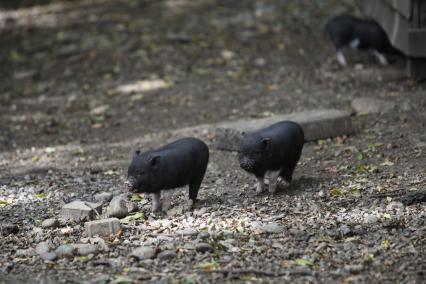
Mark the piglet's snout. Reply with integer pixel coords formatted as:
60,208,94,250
125,178,136,191
239,156,255,171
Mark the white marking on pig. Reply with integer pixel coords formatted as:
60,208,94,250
349,38,360,49
336,50,347,66
268,170,281,193
256,177,265,194
373,50,388,65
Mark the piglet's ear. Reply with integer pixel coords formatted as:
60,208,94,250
133,150,141,158
261,138,271,148
150,155,160,168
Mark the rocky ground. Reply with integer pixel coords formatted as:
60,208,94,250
0,0,425,283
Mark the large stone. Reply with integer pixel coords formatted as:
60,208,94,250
55,244,75,258
195,243,214,253
157,250,177,260
129,246,156,260
39,252,57,261
15,248,36,257
251,222,285,234
85,218,120,237
107,195,136,218
94,192,113,203
401,189,426,205
61,200,102,222
175,229,198,236
41,218,59,229
215,109,354,151
35,241,51,255
70,244,99,255
0,223,19,236
351,97,396,115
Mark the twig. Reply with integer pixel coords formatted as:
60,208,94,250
370,191,405,198
208,268,313,277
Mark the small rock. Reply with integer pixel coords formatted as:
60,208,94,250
127,202,138,213
91,275,110,283
13,70,37,81
0,223,19,236
252,222,284,234
175,229,198,236
401,189,426,205
85,218,121,237
339,224,352,236
157,250,177,260
58,44,80,56
61,200,102,222
254,57,266,66
90,105,109,116
90,237,109,252
195,243,213,253
15,248,36,257
166,206,184,217
94,192,113,203
386,201,404,211
35,242,50,255
364,214,379,224
39,252,57,261
221,49,236,60
194,207,208,216
129,246,155,260
197,232,210,240
71,244,98,256
351,97,395,115
108,196,130,218
344,264,364,274
55,244,75,258
41,218,59,229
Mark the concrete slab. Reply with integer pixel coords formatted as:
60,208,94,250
215,109,354,151
61,200,102,222
351,97,396,114
85,218,120,237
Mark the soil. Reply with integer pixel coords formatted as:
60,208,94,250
0,0,425,283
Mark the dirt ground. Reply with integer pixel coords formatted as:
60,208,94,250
0,0,425,283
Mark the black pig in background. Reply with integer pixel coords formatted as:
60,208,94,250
326,14,401,66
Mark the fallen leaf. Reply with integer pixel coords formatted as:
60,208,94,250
295,258,314,266
380,160,394,166
121,212,145,224
130,194,144,202
330,188,343,197
35,193,47,199
381,239,391,250
195,259,219,272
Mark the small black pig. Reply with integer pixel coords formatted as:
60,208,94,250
239,121,304,194
325,15,399,66
126,137,209,212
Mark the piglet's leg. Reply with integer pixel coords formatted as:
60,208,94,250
161,190,173,211
268,170,281,193
256,176,265,194
151,192,162,212
336,50,347,66
373,50,388,65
